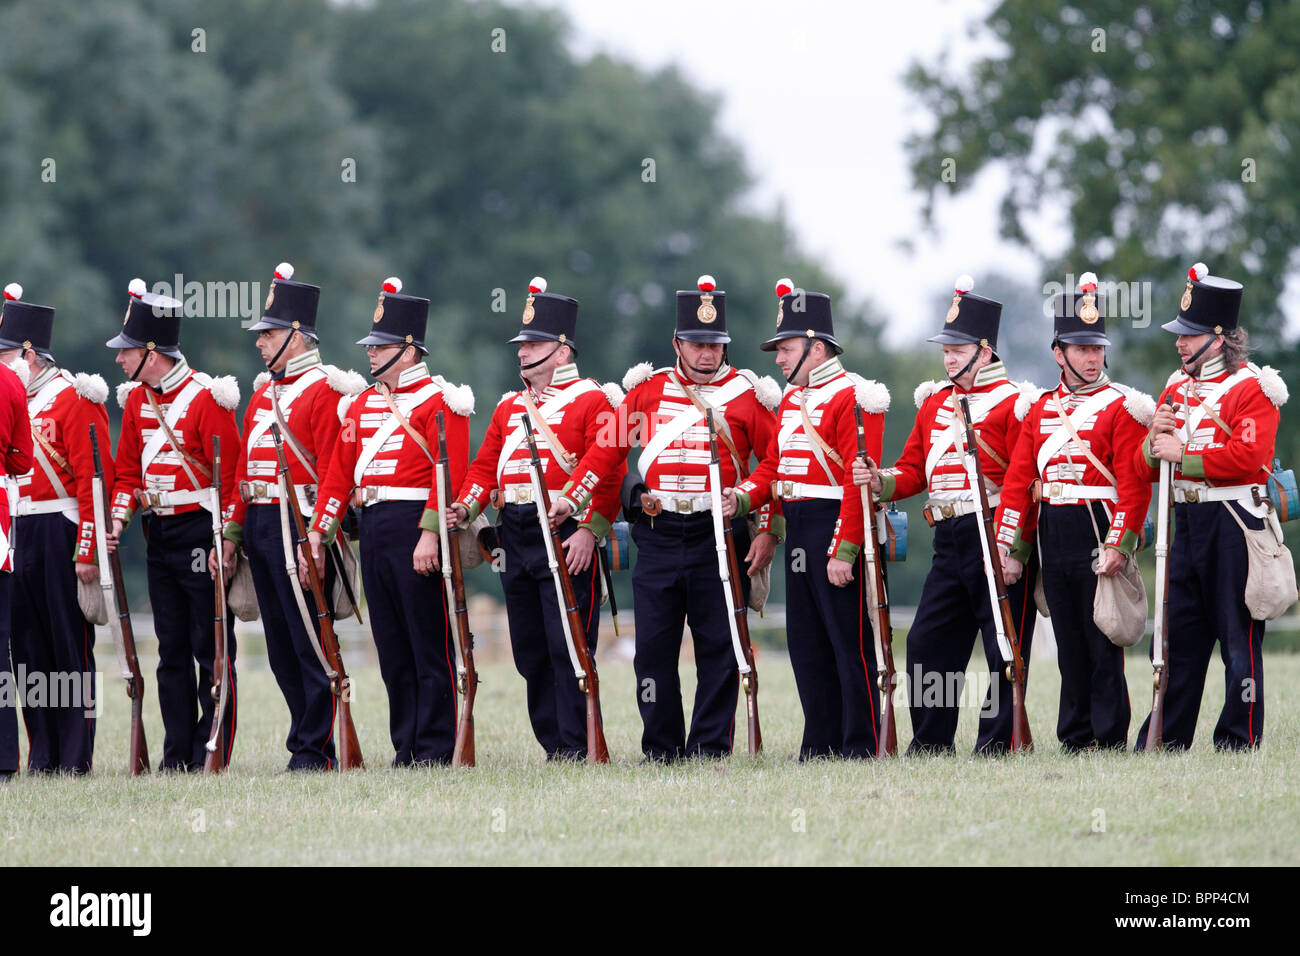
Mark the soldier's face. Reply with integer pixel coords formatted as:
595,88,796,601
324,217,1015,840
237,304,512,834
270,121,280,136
674,339,724,373
1057,344,1106,382
256,329,293,368
1176,333,1221,368
517,340,560,370
774,339,808,383
941,344,979,378
115,348,145,375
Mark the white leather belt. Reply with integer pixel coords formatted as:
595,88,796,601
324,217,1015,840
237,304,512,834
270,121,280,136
352,485,428,507
1173,481,1266,506
648,490,713,514
1041,483,1118,504
501,484,540,506
139,488,211,509
923,494,1000,523
773,480,844,502
240,480,317,505
15,496,78,517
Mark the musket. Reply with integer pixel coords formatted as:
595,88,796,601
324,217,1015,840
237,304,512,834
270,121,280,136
522,412,610,763
957,395,1032,752
854,406,897,758
203,435,231,773
89,424,150,775
596,543,619,637
1146,395,1175,751
436,411,479,768
704,410,761,755
270,423,364,769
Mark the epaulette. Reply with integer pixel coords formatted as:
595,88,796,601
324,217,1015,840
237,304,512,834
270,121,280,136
1251,363,1289,407
848,373,890,414
325,365,368,397
913,379,949,409
117,380,141,409
435,377,475,417
73,372,109,404
1014,380,1046,421
736,368,781,411
6,357,30,389
1110,383,1156,426
601,381,625,408
201,374,241,411
622,362,663,392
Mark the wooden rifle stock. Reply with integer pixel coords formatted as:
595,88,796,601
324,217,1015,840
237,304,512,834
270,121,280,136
89,424,150,775
204,435,230,773
854,406,897,758
522,413,609,763
957,396,1032,753
704,411,761,755
1146,395,1175,751
270,424,363,770
436,411,479,768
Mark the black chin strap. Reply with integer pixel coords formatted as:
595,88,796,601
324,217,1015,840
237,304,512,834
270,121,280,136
948,344,984,388
1055,341,1092,393
784,338,815,385
372,345,408,380
1182,335,1220,376
130,350,149,384
520,342,563,372
266,330,298,380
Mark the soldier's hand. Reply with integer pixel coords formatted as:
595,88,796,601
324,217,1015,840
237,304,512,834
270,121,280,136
827,557,854,588
106,518,123,554
1151,403,1178,435
413,529,440,576
562,527,596,574
1150,432,1184,462
745,531,777,573
300,531,326,587
75,562,99,584
209,540,237,579
548,497,575,528
445,502,468,530
1095,547,1125,577
851,457,883,494
1001,546,1024,586
721,488,738,518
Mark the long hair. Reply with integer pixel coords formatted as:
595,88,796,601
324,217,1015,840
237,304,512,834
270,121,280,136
1220,328,1252,370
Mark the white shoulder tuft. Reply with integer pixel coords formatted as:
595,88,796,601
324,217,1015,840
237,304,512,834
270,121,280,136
207,375,241,411
1014,380,1044,421
324,365,368,397
74,372,109,404
601,381,625,409
253,371,270,391
850,375,890,414
622,361,657,393
498,390,518,408
6,357,30,389
913,379,947,409
1166,368,1188,388
1253,363,1289,407
1119,386,1156,426
337,387,369,423
442,381,475,417
117,380,141,409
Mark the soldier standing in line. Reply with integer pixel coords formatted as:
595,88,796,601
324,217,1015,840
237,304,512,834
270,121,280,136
0,343,34,780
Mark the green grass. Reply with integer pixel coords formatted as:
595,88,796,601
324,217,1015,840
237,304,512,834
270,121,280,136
1,652,1296,865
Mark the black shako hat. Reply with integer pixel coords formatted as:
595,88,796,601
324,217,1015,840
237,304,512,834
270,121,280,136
675,275,729,343
507,277,578,352
105,278,184,358
0,283,56,360
760,278,841,354
247,261,321,338
1162,261,1243,336
927,274,1002,350
356,277,429,353
1053,271,1111,346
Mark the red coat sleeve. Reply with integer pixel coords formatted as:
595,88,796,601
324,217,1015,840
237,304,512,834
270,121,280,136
562,386,641,512
415,394,469,534
110,393,144,524
1,368,31,476
879,402,931,503
827,391,883,561
994,397,1045,560
311,395,363,540
577,391,626,538
1180,380,1280,483
457,399,509,519
66,396,113,564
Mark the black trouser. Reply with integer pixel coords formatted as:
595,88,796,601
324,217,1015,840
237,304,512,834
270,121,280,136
245,503,336,770
782,499,880,759
498,504,601,760
358,501,457,765
1037,503,1130,751
905,512,1037,755
144,510,238,771
9,514,96,773
630,510,751,761
0,571,19,775
1136,501,1266,751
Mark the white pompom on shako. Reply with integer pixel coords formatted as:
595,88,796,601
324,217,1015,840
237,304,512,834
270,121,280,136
128,278,147,298
1189,261,1209,282
774,278,794,298
275,262,294,280
382,277,402,295
698,275,716,292
3,283,22,301
955,274,975,294
529,277,547,294
1078,271,1098,292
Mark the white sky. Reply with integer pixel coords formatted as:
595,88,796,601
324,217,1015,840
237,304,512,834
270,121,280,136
540,0,1061,346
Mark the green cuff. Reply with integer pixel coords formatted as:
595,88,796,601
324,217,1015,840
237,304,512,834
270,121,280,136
1007,530,1032,565
878,472,897,502
1142,436,1159,468
1180,452,1205,479
734,492,752,518
767,514,786,542
580,511,612,541
1110,528,1139,558
419,507,441,534
559,480,591,513
462,498,484,523
833,540,861,563
223,521,243,547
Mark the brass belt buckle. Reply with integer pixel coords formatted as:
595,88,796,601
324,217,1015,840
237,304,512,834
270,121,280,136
363,486,380,504
254,481,269,499
781,481,794,498
512,486,530,504
1048,482,1063,500
676,497,693,513
1185,487,1200,503
940,503,955,519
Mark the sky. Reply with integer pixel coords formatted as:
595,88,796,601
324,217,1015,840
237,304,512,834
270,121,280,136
537,0,1064,347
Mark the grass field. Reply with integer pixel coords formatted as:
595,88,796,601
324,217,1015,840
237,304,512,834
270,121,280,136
2,651,1296,866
